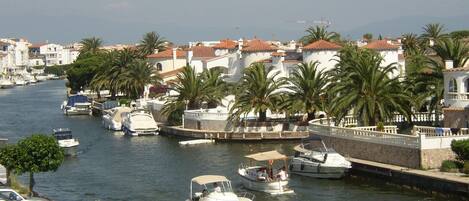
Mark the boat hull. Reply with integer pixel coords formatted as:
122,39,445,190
0,84,14,89
238,169,292,194
122,125,158,136
63,108,91,115
289,157,349,179
102,119,122,131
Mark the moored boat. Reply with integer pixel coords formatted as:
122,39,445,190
61,95,92,115
179,139,215,146
0,79,15,89
53,128,79,157
122,110,158,136
188,175,255,201
238,150,294,195
290,135,352,179
102,106,132,131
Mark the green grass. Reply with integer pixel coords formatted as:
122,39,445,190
9,174,29,196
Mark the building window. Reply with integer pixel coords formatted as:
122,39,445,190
156,63,163,71
59,60,62,65
449,78,458,93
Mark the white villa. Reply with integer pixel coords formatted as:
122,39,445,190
362,40,405,78
0,38,30,73
442,60,469,128
39,43,80,66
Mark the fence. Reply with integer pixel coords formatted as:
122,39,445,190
338,112,443,127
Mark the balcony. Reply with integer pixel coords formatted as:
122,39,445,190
447,92,469,100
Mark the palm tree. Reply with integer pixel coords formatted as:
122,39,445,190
331,47,411,126
420,23,447,46
300,26,340,44
287,61,328,122
432,38,469,67
162,66,204,117
138,31,167,56
79,37,103,55
200,68,227,108
119,60,161,99
401,33,421,55
229,63,286,122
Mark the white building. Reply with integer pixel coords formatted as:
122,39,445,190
147,48,188,82
0,38,30,73
363,40,403,78
302,40,341,72
39,43,80,66
442,60,469,128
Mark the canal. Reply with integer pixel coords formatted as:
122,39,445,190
0,80,450,201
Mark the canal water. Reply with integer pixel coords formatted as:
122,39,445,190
0,80,449,201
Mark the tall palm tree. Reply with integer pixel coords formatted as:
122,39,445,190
331,48,411,126
200,68,227,108
432,38,469,67
229,63,286,122
420,23,447,46
300,26,340,44
79,37,103,55
401,33,421,55
287,61,328,122
119,60,161,99
138,31,167,56
161,66,204,117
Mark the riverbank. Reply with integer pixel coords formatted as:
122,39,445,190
350,158,469,200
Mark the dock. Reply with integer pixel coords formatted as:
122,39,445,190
350,158,469,200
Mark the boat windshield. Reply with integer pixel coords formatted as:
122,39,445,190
302,140,328,152
66,95,88,107
54,134,73,140
0,190,24,201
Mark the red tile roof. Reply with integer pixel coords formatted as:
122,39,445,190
147,49,186,59
213,39,237,49
242,39,277,52
30,43,47,48
363,40,399,50
191,46,216,58
303,40,341,51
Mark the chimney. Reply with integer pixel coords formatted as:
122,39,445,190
445,60,454,69
238,38,243,50
172,48,177,69
187,49,193,65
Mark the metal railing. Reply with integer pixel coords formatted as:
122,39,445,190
447,92,469,100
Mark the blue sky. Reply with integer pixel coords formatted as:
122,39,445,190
1,0,468,44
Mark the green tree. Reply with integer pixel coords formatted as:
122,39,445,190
66,54,104,93
432,38,469,67
300,26,340,44
200,68,228,108
450,30,469,40
0,145,20,186
229,63,286,122
363,33,373,41
138,31,167,56
79,37,103,55
401,33,422,55
287,61,328,122
119,60,161,99
331,46,411,126
421,23,447,45
16,134,64,196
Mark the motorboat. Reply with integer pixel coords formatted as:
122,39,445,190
35,74,48,82
122,110,158,136
61,95,92,115
179,139,215,146
0,188,44,201
102,107,132,131
188,175,255,201
47,74,60,80
14,77,27,86
53,128,79,157
0,79,14,89
290,135,352,179
238,150,294,195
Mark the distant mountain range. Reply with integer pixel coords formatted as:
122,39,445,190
340,15,469,39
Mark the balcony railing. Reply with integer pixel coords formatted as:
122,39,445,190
447,92,469,100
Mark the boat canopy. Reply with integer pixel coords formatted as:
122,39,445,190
67,95,88,107
245,150,287,161
111,107,132,122
191,175,229,185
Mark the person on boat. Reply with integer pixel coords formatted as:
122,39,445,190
213,183,221,193
257,168,269,181
277,167,288,181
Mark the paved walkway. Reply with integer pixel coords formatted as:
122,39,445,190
350,158,469,184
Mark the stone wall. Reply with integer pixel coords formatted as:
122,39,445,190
319,135,421,168
420,148,456,169
184,119,228,130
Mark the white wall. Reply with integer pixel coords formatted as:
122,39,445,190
303,50,338,72
379,50,400,78
148,58,187,73
242,51,272,68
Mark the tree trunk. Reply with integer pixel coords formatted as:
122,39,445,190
259,110,267,122
6,168,10,186
29,172,35,197
307,111,316,121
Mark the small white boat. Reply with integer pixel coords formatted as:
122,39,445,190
188,175,255,201
61,95,92,115
290,135,352,179
102,107,132,131
14,78,27,86
0,79,15,89
53,128,79,157
122,110,158,136
238,150,294,195
36,74,48,82
179,139,215,146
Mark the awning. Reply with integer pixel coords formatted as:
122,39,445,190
191,175,229,185
244,150,287,161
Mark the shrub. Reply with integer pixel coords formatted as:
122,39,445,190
451,139,469,161
440,160,459,173
463,161,469,175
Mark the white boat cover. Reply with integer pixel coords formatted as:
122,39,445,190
191,175,229,185
244,150,287,161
